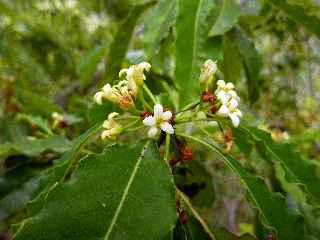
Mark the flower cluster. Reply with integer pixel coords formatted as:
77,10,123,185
215,80,242,127
94,62,151,110
142,104,174,138
101,112,123,140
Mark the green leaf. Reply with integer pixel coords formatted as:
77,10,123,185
104,1,157,85
267,0,320,38
77,46,108,87
25,122,102,217
17,113,52,134
209,0,241,37
175,0,223,108
144,0,177,59
222,35,242,83
240,126,320,203
12,141,177,240
179,134,306,240
229,29,261,103
217,154,305,240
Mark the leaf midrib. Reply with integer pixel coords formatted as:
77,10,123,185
104,141,150,240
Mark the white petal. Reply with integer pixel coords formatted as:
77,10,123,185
94,91,104,105
108,112,119,120
217,105,230,116
234,109,242,117
228,90,238,98
225,82,234,89
148,127,158,138
102,84,112,94
102,120,112,129
217,80,225,88
143,116,155,126
229,113,240,127
101,130,110,140
139,62,151,71
119,69,127,78
162,111,172,121
228,98,238,109
160,122,174,134
217,90,230,105
153,103,163,117
118,80,128,87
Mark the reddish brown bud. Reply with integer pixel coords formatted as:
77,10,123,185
140,110,151,119
201,91,216,103
31,123,38,129
181,145,193,161
266,234,274,240
224,130,233,142
176,199,181,211
169,156,179,167
179,210,188,224
58,120,68,128
210,105,218,114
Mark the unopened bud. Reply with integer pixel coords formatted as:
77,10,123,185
199,59,217,84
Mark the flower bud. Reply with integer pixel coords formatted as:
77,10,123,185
101,112,123,140
199,59,217,85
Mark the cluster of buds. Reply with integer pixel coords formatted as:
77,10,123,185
94,62,151,110
215,80,242,127
119,62,151,96
169,144,193,167
101,112,123,140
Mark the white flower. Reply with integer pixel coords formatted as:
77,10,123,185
143,104,174,138
199,59,217,84
215,80,240,105
119,62,151,95
101,112,123,140
217,98,242,127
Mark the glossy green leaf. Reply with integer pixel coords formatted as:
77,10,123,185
77,46,108,87
104,1,157,85
209,0,241,37
144,0,177,59
12,141,176,240
180,134,305,240
25,122,102,217
267,0,320,38
218,154,305,240
175,0,223,108
240,125,320,203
